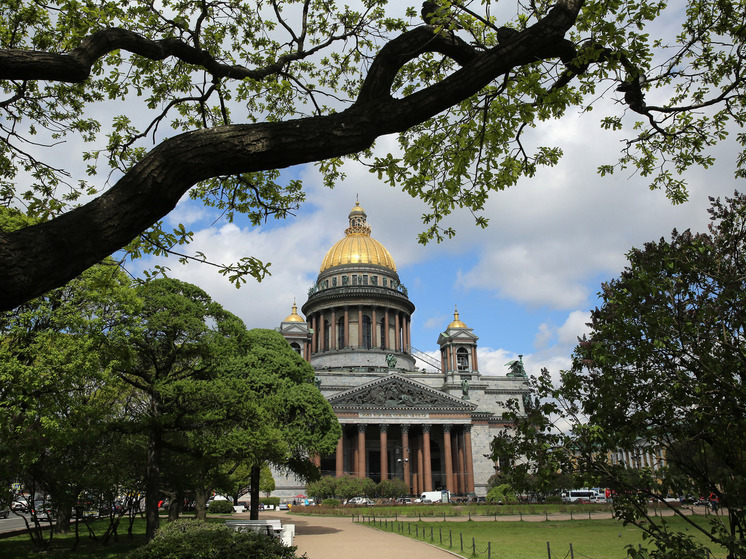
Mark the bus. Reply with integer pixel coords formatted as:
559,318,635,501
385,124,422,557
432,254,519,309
561,489,598,503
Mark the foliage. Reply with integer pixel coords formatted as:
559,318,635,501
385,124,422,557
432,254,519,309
125,520,298,559
105,277,249,539
207,500,234,514
3,0,746,308
260,497,280,507
321,498,341,507
0,215,136,547
259,465,276,497
376,478,410,499
486,484,518,504
493,192,746,559
306,476,338,502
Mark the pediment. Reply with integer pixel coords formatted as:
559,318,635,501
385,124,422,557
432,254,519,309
437,329,478,345
328,373,477,412
280,323,309,334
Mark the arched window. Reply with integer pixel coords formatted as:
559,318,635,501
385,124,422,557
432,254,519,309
457,347,469,371
337,316,345,349
324,320,330,351
290,342,302,355
362,315,372,349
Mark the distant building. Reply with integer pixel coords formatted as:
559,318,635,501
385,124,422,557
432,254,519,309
275,202,530,497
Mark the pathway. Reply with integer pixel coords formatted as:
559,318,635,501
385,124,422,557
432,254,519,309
261,511,463,559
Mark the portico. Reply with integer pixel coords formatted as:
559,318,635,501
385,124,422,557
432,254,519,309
321,374,477,495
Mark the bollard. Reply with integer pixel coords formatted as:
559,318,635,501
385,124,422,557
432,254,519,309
547,542,551,559
439,526,442,544
460,532,463,552
449,529,452,548
488,541,491,559
472,537,476,555
570,542,574,559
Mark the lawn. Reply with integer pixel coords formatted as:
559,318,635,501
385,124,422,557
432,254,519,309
0,518,148,558
362,515,727,559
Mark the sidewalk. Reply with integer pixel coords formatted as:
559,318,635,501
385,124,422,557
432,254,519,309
262,511,463,559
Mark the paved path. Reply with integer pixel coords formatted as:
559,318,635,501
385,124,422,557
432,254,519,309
261,511,463,559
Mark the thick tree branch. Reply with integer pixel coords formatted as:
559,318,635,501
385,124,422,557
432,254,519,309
0,25,354,83
0,0,583,310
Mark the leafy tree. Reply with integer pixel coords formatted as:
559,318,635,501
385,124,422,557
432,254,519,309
0,212,135,549
376,478,410,499
335,476,365,502
216,329,340,519
306,476,338,503
3,0,746,309
486,484,517,504
260,464,276,498
495,192,746,559
105,277,249,540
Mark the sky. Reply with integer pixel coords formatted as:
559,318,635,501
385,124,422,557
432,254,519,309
129,98,742,381
60,1,738,382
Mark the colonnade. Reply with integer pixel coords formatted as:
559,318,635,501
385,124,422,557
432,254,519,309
329,423,476,496
440,344,479,373
307,307,411,355
611,447,666,470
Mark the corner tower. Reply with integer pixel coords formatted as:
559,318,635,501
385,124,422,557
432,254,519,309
301,202,416,370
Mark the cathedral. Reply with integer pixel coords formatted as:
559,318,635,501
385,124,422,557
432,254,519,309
275,202,529,498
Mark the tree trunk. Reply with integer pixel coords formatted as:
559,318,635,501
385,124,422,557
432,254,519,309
249,465,261,520
54,505,72,534
194,488,210,521
145,429,162,541
168,488,184,521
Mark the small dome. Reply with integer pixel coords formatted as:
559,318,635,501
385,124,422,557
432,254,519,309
448,307,467,329
284,302,304,322
319,202,397,272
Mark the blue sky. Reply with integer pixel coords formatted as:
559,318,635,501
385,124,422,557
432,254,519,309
131,106,742,381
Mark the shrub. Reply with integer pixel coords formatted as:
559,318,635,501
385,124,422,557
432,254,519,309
260,497,280,507
208,499,234,514
486,484,518,504
321,498,341,507
126,520,298,559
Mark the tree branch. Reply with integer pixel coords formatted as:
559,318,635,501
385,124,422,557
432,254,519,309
0,0,584,310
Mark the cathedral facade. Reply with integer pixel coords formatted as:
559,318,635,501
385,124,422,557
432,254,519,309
276,202,529,497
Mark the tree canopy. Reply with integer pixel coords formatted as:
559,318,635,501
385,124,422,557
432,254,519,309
1,0,745,309
495,192,746,559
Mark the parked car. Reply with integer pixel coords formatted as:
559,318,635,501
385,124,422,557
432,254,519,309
346,497,374,506
11,500,27,512
279,503,290,510
0,506,10,519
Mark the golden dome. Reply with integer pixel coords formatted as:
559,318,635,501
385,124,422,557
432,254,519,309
319,202,397,273
284,302,304,322
448,306,467,329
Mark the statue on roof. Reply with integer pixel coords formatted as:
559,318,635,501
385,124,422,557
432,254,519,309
506,355,528,378
386,353,397,369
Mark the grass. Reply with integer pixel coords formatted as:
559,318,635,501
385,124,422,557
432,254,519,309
362,515,727,559
0,516,231,558
0,518,148,558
